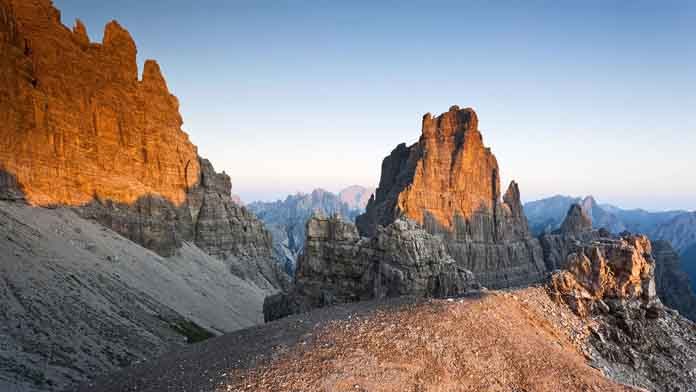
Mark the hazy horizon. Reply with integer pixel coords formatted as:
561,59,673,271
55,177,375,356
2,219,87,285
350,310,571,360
54,0,696,211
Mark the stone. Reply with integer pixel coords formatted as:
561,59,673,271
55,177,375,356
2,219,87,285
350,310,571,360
264,214,480,320
651,240,696,321
548,233,659,317
356,106,546,288
0,0,289,289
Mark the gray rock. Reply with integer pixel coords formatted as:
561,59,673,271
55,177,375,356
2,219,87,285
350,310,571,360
652,240,696,321
264,215,479,320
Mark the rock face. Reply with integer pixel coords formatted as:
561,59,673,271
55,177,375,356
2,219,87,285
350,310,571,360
356,106,546,288
542,206,696,322
652,240,696,321
0,0,288,289
0,0,199,208
263,215,479,321
548,233,659,317
248,189,363,274
544,228,696,392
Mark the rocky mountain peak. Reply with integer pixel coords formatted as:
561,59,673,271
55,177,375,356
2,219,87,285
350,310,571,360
560,204,593,235
355,106,546,289
357,106,502,237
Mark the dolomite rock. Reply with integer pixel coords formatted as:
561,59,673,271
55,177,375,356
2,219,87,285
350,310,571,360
548,234,659,317
545,230,696,392
264,214,479,321
0,0,199,208
540,204,601,271
0,0,289,290
356,106,546,288
652,240,696,321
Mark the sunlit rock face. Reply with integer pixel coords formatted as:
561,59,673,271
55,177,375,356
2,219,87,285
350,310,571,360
357,106,546,288
0,0,289,290
0,0,199,207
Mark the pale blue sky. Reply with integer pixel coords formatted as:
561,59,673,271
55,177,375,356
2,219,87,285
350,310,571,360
54,1,696,210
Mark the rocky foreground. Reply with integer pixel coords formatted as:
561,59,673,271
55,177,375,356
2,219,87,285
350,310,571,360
81,286,696,392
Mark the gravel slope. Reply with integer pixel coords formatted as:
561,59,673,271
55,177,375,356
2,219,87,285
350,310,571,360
0,201,269,391
81,290,640,392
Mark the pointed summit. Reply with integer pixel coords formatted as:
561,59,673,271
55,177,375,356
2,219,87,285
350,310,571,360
560,204,593,235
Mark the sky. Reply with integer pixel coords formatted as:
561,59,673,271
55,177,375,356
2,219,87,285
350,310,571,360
54,0,696,210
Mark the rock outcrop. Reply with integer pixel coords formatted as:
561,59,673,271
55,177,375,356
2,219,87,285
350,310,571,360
652,240,696,321
0,0,288,289
548,233,659,317
356,106,546,288
264,214,479,321
545,228,696,391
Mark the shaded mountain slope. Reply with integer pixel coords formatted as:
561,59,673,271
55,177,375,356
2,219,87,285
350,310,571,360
652,212,696,254
0,201,272,391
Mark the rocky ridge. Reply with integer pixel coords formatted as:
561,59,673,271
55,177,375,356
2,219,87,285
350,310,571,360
264,214,479,321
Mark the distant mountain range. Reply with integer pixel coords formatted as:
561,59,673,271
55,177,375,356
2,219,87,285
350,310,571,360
524,195,687,238
248,186,374,273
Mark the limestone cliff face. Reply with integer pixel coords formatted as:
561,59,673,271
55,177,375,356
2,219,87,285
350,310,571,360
0,0,199,206
0,0,288,288
357,106,546,288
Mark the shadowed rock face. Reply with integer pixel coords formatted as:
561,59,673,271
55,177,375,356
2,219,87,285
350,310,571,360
356,106,546,289
0,0,289,290
263,215,479,321
652,240,696,321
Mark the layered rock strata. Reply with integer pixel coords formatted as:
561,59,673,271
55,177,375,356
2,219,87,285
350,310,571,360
0,0,288,289
263,214,479,321
356,106,546,288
